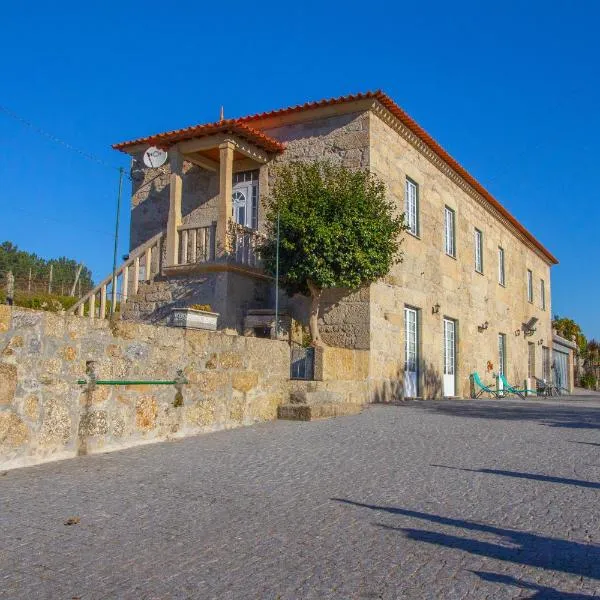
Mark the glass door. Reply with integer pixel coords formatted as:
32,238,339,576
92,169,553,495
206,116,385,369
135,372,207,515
404,308,418,397
443,318,456,397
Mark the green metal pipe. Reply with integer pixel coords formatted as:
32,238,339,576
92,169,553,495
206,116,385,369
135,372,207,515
77,379,186,386
110,167,124,315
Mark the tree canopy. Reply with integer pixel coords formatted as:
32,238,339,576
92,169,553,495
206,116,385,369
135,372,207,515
0,241,93,293
553,315,587,354
260,161,406,345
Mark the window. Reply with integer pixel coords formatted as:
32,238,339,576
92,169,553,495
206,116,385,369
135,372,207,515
405,178,419,236
528,342,536,378
527,269,533,303
540,279,546,310
232,170,259,229
498,334,506,376
542,346,550,381
444,207,456,257
498,247,505,286
474,228,483,273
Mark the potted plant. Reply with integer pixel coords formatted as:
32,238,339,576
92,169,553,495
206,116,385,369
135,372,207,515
170,304,219,331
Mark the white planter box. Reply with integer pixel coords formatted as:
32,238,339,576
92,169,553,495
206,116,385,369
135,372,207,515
170,308,219,331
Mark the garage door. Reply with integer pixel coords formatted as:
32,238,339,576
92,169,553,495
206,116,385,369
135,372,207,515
553,349,569,392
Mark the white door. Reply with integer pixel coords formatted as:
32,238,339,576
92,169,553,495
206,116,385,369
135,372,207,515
443,318,456,397
232,172,259,229
404,308,418,397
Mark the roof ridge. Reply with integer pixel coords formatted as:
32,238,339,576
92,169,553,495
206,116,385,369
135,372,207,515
111,90,557,264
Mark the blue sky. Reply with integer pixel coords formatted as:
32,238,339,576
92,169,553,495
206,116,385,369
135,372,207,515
1,1,599,337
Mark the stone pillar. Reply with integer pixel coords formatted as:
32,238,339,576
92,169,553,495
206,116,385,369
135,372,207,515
166,149,183,266
217,141,235,255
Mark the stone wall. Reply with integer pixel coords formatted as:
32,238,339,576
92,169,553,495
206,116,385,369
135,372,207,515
368,111,553,399
264,111,372,348
0,306,289,471
130,153,219,251
125,111,373,348
123,271,272,332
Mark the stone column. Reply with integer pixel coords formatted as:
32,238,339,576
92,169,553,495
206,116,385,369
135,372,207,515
165,149,183,266
217,141,235,255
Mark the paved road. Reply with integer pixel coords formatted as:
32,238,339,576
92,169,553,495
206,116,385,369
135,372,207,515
2,397,600,599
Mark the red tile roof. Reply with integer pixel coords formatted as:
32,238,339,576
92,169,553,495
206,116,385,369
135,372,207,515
112,120,285,153
113,91,557,264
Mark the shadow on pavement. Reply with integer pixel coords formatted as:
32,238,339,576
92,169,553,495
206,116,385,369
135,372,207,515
430,464,600,490
472,570,596,599
331,499,600,581
408,400,600,431
570,440,600,448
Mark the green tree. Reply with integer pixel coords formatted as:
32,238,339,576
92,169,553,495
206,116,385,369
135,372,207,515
260,161,407,346
0,241,93,293
553,315,587,355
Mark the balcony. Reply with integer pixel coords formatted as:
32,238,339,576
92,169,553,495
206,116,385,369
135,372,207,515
167,221,266,276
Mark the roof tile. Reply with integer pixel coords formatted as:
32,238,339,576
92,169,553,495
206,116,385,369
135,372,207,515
112,91,557,264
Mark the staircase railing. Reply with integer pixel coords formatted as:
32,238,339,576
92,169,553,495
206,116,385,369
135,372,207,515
69,232,164,319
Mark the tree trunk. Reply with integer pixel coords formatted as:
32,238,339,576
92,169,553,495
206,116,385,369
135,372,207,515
307,279,325,347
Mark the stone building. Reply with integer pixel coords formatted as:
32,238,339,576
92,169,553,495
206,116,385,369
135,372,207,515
72,91,558,400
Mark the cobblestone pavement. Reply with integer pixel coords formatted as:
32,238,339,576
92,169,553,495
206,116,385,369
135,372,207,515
2,397,600,599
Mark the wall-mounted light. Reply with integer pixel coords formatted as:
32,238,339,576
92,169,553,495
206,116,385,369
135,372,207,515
538,339,544,345
515,329,521,336
432,303,440,315
523,317,539,337
478,321,489,332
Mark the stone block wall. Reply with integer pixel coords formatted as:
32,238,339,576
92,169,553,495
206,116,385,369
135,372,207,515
368,111,553,400
284,286,370,350
123,271,272,333
0,306,289,471
130,154,219,251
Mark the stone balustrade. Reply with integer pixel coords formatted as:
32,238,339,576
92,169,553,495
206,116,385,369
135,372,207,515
177,223,217,265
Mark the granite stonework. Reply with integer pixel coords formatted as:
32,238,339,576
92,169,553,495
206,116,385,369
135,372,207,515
125,111,373,343
123,270,273,331
121,100,555,401
367,111,553,400
130,156,219,251
0,306,289,470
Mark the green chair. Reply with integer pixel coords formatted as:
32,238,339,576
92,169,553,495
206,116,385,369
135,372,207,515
471,373,500,398
500,374,535,400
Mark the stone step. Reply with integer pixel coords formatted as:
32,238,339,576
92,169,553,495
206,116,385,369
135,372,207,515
277,402,363,421
289,388,344,405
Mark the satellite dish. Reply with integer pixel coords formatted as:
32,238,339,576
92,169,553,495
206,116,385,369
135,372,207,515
143,146,168,168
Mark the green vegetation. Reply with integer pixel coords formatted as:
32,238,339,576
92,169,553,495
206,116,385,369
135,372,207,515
553,315,587,354
553,315,599,390
0,241,93,294
260,161,407,345
1,240,94,313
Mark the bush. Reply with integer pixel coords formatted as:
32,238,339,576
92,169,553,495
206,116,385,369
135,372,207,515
0,290,79,312
580,373,597,390
190,304,212,312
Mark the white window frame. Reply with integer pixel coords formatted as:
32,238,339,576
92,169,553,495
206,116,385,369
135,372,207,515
498,333,506,376
528,342,536,378
474,228,483,273
540,279,546,310
542,345,550,380
232,170,259,230
444,206,456,258
527,269,533,303
498,247,506,286
405,178,419,237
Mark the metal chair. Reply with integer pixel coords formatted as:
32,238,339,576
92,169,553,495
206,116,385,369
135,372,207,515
500,374,536,400
471,373,500,398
